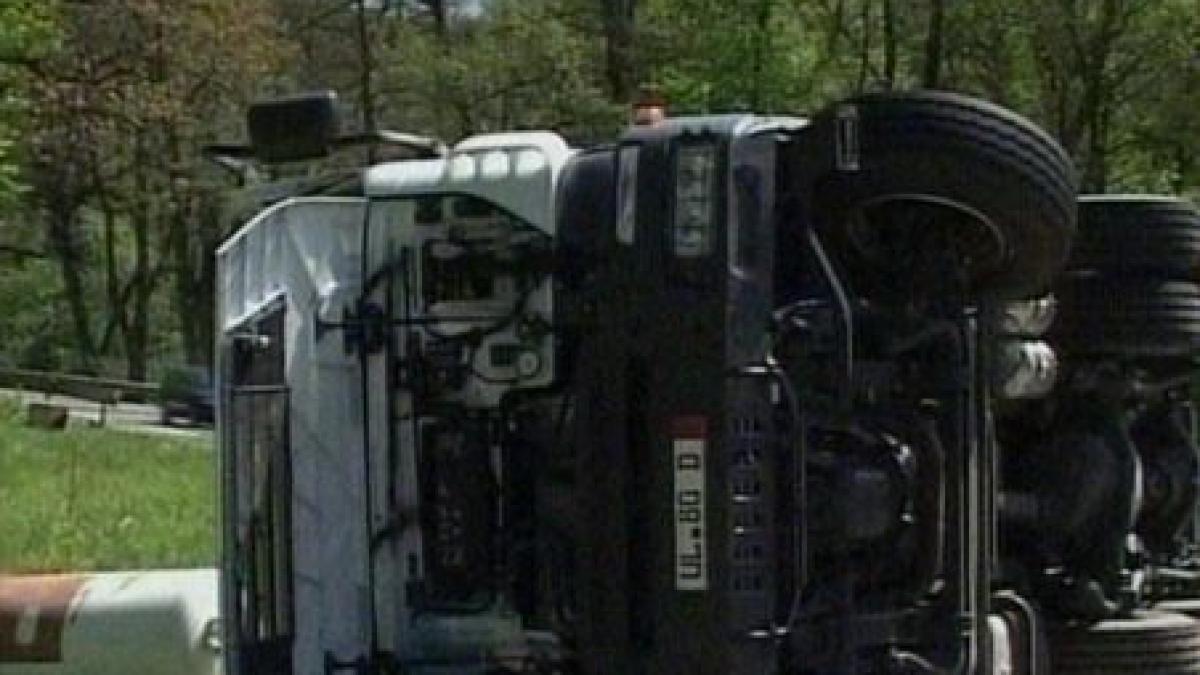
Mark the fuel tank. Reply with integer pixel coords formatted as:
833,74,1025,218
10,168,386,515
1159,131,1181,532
0,568,220,675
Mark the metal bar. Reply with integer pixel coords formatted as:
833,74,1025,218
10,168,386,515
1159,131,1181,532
803,227,854,412
231,385,291,395
0,367,159,402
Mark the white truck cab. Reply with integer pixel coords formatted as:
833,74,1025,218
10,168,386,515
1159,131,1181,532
215,94,571,673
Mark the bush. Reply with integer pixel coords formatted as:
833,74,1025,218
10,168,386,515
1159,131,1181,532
0,395,21,423
158,365,201,403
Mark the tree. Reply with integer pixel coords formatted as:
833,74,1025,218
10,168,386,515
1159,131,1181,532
0,1,57,208
20,0,291,377
378,0,620,141
640,0,816,113
1009,0,1198,192
604,0,637,102
922,0,944,88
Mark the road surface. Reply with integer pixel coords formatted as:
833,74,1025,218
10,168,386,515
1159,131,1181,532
0,388,212,441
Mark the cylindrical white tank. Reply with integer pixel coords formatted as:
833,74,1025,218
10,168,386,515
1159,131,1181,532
0,568,220,675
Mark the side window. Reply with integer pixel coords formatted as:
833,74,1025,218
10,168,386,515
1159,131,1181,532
226,307,292,673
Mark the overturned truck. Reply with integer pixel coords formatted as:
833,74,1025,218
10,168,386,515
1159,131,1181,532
213,90,1200,674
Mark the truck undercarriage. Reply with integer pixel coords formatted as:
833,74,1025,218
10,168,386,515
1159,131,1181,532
214,90,1200,674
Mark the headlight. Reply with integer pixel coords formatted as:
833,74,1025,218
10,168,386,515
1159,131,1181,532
673,142,717,258
999,295,1057,337
994,340,1058,399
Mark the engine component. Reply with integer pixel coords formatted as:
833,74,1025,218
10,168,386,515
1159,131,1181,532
1133,404,1200,555
423,242,497,304
1002,396,1142,618
416,419,498,610
805,421,928,596
998,295,1058,337
993,340,1058,400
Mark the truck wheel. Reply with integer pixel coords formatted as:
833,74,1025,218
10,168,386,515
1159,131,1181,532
1158,600,1200,619
809,90,1077,301
1048,610,1200,674
1050,278,1200,358
1070,196,1200,279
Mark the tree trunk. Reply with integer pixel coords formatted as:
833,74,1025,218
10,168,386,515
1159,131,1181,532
882,0,897,86
922,0,945,88
751,0,774,108
48,205,97,374
34,145,96,373
196,202,220,369
161,123,211,369
355,0,377,133
857,0,872,91
170,193,197,365
92,149,127,357
603,0,637,102
425,0,448,36
1082,99,1111,192
125,141,154,382
126,216,152,382
169,186,214,368
1075,0,1121,192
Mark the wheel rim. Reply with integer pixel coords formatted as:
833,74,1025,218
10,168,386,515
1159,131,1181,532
846,193,1008,285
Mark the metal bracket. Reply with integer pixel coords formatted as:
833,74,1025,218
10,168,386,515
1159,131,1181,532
314,301,387,356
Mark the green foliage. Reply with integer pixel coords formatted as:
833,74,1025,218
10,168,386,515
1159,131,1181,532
0,1,57,61
642,0,819,113
0,1,57,207
0,396,22,423
0,256,70,369
0,417,215,572
381,0,624,141
157,364,202,403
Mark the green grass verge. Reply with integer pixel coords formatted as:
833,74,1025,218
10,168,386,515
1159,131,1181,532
0,399,216,572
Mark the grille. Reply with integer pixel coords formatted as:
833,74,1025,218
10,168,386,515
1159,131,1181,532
728,413,771,603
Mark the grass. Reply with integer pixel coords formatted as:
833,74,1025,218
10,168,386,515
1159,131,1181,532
0,399,216,572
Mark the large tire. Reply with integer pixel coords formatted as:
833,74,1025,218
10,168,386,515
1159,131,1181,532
1051,277,1200,358
808,90,1077,300
1048,610,1200,674
1159,600,1200,620
1069,196,1200,279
